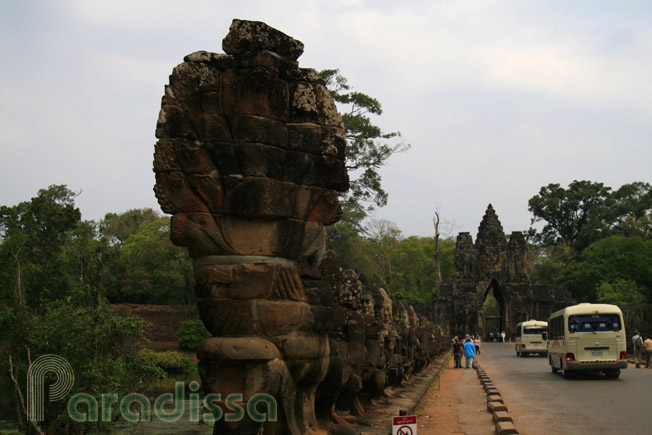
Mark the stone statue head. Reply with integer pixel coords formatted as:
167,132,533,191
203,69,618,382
359,287,375,317
339,269,362,309
372,288,393,323
394,300,409,327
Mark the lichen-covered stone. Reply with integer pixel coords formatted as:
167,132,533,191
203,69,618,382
222,19,305,61
153,19,445,435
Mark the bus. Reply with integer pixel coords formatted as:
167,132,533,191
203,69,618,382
547,303,627,379
514,320,548,357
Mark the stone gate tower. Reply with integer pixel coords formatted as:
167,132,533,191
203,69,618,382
434,204,574,338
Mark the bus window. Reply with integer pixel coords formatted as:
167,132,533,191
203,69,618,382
568,314,621,332
523,326,547,335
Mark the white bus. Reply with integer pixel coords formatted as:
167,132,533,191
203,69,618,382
547,303,627,379
514,320,548,357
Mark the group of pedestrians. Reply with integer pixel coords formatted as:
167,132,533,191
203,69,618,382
488,331,507,342
632,331,652,369
452,335,482,369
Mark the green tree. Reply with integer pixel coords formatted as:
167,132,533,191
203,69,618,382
557,235,652,302
596,278,647,334
528,180,652,252
319,69,409,212
100,208,160,245
387,235,456,303
0,185,82,307
361,219,403,290
528,180,612,252
528,244,572,285
324,207,368,271
100,210,194,305
596,278,647,306
332,218,457,303
0,187,162,433
610,182,652,239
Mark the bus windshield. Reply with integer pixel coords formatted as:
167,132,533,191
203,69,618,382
568,314,621,332
523,326,547,335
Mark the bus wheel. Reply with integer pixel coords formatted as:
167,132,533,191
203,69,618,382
605,369,620,379
561,361,571,378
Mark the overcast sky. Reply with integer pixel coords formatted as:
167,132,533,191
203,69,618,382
1,0,651,239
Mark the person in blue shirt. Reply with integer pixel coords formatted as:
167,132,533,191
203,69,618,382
464,334,476,369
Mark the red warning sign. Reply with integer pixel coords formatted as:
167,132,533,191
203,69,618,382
392,415,417,435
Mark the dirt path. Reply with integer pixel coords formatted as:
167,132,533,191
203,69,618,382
417,356,495,434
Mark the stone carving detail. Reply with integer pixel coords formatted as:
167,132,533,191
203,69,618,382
435,204,575,337
306,251,445,432
154,18,347,434
154,19,445,434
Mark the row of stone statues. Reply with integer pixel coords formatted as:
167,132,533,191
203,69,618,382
306,250,446,433
153,19,446,434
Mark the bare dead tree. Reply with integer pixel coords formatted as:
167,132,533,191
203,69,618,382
433,212,443,291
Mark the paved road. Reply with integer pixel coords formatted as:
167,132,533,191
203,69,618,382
478,342,652,435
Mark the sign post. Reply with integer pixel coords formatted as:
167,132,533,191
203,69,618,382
392,415,417,435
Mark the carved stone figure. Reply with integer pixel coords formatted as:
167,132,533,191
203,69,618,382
153,19,348,434
154,19,448,433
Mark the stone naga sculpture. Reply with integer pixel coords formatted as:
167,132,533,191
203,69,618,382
153,19,348,434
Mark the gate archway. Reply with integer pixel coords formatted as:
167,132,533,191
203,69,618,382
481,279,504,340
433,205,575,339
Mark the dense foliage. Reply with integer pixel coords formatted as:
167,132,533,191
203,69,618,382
556,235,652,303
528,180,652,307
528,180,652,252
101,210,194,305
327,218,455,303
0,186,167,433
139,349,190,373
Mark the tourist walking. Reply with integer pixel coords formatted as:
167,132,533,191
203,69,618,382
464,335,476,369
633,332,644,368
452,337,463,368
501,331,506,342
474,335,481,355
644,335,652,369
632,331,641,351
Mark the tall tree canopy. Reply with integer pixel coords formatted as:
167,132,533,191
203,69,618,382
319,69,409,213
528,180,652,252
0,185,83,306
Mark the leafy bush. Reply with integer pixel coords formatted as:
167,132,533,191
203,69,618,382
3,300,164,433
177,320,211,350
141,349,190,372
138,349,168,379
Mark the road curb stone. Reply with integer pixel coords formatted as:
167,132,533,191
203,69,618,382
474,363,519,434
